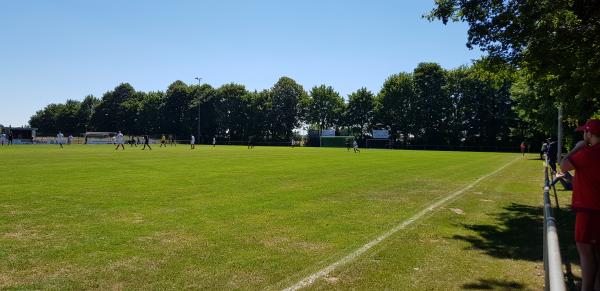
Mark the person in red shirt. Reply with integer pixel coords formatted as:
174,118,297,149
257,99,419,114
520,141,526,157
560,119,600,291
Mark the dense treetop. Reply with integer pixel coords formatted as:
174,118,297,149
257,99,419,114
428,0,600,129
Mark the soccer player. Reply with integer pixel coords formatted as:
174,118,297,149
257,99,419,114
212,136,216,147
559,119,600,291
115,131,125,150
142,135,152,150
129,136,137,147
56,131,64,148
160,134,166,147
8,132,13,145
0,133,6,146
520,141,526,157
248,136,254,149
190,134,195,149
353,139,360,153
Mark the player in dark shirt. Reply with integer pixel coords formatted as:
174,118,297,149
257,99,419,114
142,135,152,150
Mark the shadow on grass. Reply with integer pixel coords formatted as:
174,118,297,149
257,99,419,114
453,203,545,261
453,202,580,290
462,278,524,290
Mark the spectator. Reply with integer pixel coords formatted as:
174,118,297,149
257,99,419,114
559,119,600,291
541,140,548,160
547,139,558,173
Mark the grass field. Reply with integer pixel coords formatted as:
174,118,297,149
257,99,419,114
0,145,570,290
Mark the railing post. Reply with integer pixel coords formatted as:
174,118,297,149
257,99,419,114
543,158,567,291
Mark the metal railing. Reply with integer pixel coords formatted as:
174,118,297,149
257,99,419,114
543,159,567,291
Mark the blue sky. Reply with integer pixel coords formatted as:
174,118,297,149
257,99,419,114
0,1,482,127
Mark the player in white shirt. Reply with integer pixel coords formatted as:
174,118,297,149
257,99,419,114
353,139,360,153
212,137,216,147
115,131,125,150
57,131,64,148
190,134,195,150
0,133,6,146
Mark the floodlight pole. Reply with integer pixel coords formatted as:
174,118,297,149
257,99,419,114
195,77,202,142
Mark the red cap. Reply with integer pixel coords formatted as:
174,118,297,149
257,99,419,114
576,119,600,135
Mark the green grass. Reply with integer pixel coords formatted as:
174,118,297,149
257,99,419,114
0,145,551,290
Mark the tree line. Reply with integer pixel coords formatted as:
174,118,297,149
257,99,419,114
30,61,520,146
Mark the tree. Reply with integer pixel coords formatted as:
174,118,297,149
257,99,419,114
77,95,99,132
306,85,345,132
270,77,306,140
345,88,375,137
90,83,136,131
510,71,560,139
375,73,416,143
242,90,271,140
446,61,517,146
190,84,217,142
413,63,450,144
55,100,82,134
427,0,600,124
29,104,61,135
137,91,165,135
29,101,81,135
163,80,193,137
214,83,248,140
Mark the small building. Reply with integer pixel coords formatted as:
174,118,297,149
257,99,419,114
1,127,37,144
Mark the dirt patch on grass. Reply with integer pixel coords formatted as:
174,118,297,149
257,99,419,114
261,236,328,254
227,271,266,289
108,256,163,273
324,276,340,284
136,230,202,250
262,236,290,247
1,226,39,240
115,212,144,224
0,262,89,289
357,191,412,202
291,241,328,252
110,282,124,291
449,208,465,215
3,209,41,216
0,272,11,288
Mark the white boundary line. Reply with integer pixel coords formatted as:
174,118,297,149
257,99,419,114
282,157,520,291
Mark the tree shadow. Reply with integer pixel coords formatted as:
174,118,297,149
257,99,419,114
452,202,579,289
453,203,545,261
462,278,524,290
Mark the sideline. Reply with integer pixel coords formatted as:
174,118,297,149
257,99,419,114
282,156,521,291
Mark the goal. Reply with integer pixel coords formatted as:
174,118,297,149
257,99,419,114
84,132,116,144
